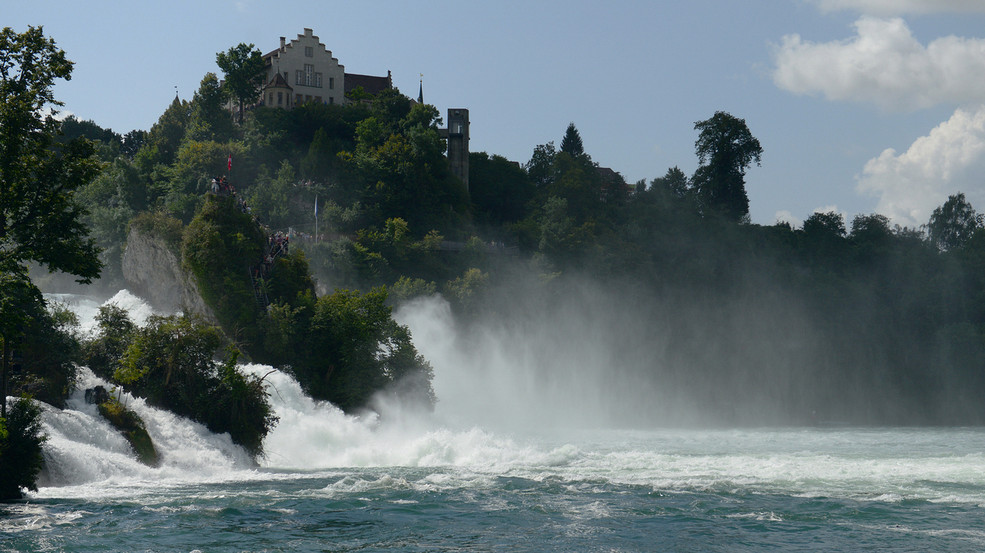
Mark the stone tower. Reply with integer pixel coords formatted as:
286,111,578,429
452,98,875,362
446,108,470,192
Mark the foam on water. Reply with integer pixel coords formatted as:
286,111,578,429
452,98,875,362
25,291,985,507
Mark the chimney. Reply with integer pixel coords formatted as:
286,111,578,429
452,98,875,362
280,37,286,52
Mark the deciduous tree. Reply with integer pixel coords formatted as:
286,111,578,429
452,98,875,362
216,43,265,124
692,111,762,222
927,192,983,252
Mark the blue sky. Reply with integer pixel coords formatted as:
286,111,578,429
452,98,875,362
9,1,985,227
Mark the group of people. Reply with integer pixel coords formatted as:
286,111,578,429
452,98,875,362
211,175,254,217
252,231,290,284
211,175,233,195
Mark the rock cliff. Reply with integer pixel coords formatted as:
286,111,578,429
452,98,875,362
121,226,217,323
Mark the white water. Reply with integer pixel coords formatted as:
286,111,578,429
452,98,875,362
22,291,985,506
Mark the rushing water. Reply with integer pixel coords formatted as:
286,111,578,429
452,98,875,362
3,293,985,552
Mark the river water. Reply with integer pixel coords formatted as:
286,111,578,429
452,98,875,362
2,292,985,552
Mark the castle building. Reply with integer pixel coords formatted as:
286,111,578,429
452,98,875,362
261,28,391,108
259,29,469,192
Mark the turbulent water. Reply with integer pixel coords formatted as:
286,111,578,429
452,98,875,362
3,292,985,552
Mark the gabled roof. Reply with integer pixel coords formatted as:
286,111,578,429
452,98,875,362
266,72,293,90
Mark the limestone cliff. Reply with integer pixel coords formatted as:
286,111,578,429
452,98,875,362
122,226,217,323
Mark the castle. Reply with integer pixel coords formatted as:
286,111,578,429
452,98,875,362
259,28,468,190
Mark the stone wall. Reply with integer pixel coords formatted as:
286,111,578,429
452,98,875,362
121,226,217,323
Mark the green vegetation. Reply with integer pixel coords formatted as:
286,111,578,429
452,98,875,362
0,398,47,500
0,26,103,499
97,398,158,466
112,313,276,458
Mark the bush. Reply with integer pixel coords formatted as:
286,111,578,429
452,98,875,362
115,314,277,458
82,304,136,380
13,303,82,408
0,398,47,500
295,287,435,412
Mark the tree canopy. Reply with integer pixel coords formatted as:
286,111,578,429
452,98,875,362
692,111,762,222
215,43,265,123
0,26,102,282
927,192,983,251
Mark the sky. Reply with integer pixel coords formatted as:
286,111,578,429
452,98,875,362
9,0,985,228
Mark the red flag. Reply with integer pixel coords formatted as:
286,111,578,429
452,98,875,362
227,154,232,171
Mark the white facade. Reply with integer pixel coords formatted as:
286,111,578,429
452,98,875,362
263,28,345,107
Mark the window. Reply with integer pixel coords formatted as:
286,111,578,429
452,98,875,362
305,46,313,57
329,96,334,105
277,91,283,106
315,96,322,104
315,72,322,88
329,77,334,90
268,93,273,105
304,64,314,86
295,94,302,105
295,70,303,86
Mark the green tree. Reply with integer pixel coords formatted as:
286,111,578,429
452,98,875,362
115,314,276,457
0,398,46,500
469,152,534,226
692,111,763,221
185,72,234,143
927,192,983,252
0,26,101,418
215,43,265,124
560,122,585,157
300,287,434,412
649,166,690,199
526,141,557,189
803,210,846,238
0,26,102,283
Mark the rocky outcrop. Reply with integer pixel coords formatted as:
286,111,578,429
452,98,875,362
122,226,217,323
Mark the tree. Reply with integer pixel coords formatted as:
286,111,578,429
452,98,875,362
927,192,983,252
185,72,234,142
649,166,690,199
299,287,435,412
0,26,102,416
692,111,763,221
0,397,46,500
803,211,846,238
560,122,585,157
0,26,102,282
215,43,265,124
526,141,557,189
469,151,534,225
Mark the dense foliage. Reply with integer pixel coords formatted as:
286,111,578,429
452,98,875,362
100,311,277,458
0,398,47,500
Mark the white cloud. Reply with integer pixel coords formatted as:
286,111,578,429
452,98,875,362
813,0,985,16
856,105,985,226
772,17,985,110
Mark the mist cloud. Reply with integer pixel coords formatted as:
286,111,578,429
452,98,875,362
856,105,985,226
772,17,985,111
